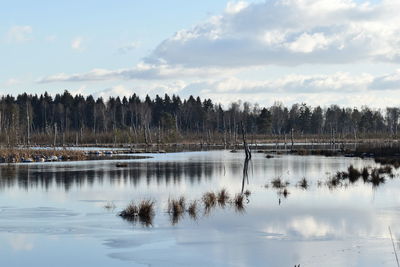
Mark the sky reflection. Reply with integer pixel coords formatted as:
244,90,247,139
0,151,399,266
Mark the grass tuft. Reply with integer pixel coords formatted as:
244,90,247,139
119,199,155,226
233,193,245,212
202,192,217,210
217,188,230,206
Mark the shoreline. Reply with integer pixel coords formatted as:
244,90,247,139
1,140,400,166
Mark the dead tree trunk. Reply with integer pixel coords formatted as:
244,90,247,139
291,128,294,151
53,123,57,147
241,121,251,160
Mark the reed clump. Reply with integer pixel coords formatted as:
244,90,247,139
361,167,369,182
233,193,245,212
271,177,289,189
187,200,198,219
347,165,361,183
217,188,230,206
370,169,385,187
298,177,309,189
168,196,186,224
119,201,138,218
202,192,217,210
119,199,155,226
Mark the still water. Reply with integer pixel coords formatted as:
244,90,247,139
0,151,399,266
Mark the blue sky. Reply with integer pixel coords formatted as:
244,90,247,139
1,0,399,108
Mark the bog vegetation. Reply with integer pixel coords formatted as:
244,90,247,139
1,91,399,146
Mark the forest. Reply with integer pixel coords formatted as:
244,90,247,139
0,90,398,146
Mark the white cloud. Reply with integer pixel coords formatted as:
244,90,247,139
225,1,249,14
144,0,400,67
286,33,331,53
32,0,400,109
117,41,140,54
6,25,33,43
71,37,84,50
369,69,400,90
4,78,20,86
37,63,233,83
181,73,368,96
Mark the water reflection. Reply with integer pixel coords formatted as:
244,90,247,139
0,161,223,191
241,158,250,194
1,151,400,266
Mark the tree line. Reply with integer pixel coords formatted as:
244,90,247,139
0,90,398,145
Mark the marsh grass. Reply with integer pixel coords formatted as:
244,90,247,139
347,165,361,183
168,197,186,225
378,165,393,175
233,193,245,212
0,148,86,163
298,177,309,189
370,169,386,187
119,189,251,226
202,192,217,210
271,177,289,189
120,199,155,226
120,201,138,218
361,167,369,182
187,200,198,220
217,188,230,206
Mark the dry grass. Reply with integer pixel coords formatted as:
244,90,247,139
271,177,289,189
217,188,230,206
187,200,198,219
119,189,252,226
202,192,217,210
370,169,385,187
361,167,369,182
298,177,309,189
168,197,186,225
119,201,138,218
378,165,393,175
0,148,86,163
347,165,361,183
119,199,155,226
233,194,245,212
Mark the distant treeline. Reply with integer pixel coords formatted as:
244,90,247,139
0,90,398,145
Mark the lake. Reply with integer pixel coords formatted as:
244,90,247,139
0,150,399,266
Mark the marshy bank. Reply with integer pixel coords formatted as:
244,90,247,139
258,142,400,169
0,147,150,163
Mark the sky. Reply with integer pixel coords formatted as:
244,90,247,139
1,0,399,108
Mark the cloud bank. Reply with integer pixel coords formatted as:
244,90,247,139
145,0,400,67
33,0,400,108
